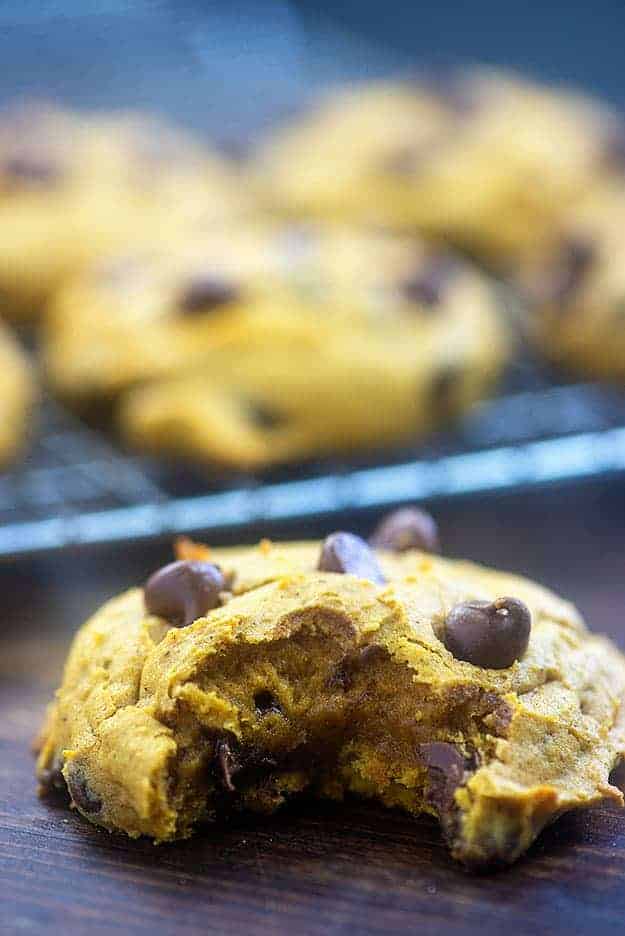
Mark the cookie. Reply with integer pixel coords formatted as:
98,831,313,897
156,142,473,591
254,79,454,227
0,321,37,465
256,70,623,266
518,183,625,382
37,514,625,869
43,222,507,466
0,103,251,321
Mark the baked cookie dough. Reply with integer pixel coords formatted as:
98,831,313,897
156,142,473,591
0,321,37,465
518,183,625,382
0,103,251,321
44,222,508,466
256,70,624,266
37,510,625,869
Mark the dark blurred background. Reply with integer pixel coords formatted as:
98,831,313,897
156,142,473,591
1,1,624,134
0,0,623,628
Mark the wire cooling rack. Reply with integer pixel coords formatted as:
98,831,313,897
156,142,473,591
1,367,624,558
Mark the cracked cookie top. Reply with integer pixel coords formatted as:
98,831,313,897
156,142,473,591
37,523,625,868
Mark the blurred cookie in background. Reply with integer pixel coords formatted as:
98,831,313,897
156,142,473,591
518,184,625,383
0,102,253,322
0,321,37,465
255,70,625,268
254,79,454,227
53,222,513,467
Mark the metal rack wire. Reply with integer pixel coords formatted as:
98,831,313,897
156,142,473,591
1,374,624,559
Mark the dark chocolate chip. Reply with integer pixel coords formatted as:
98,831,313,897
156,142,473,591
66,767,102,815
430,364,463,419
401,255,458,307
369,506,440,554
610,758,625,794
535,237,595,307
318,532,387,585
215,739,241,793
418,742,467,814
327,644,388,692
253,690,283,717
145,560,225,627
39,756,66,794
443,596,531,669
2,154,61,186
383,143,425,177
246,399,286,430
179,276,240,315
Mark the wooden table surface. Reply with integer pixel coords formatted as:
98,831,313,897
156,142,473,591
2,481,625,935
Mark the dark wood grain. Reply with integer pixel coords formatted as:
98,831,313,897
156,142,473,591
2,482,625,935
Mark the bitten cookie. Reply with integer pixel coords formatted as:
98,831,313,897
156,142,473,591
37,510,625,869
0,102,251,321
255,70,624,266
518,183,625,382
0,321,37,465
43,222,508,467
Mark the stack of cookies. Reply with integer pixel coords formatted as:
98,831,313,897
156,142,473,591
2,68,625,469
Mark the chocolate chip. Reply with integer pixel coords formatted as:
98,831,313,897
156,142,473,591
39,756,66,794
144,560,225,627
369,506,440,554
535,237,595,307
66,767,102,815
246,400,286,430
2,154,61,186
215,739,241,793
327,644,388,691
430,364,463,419
318,532,387,585
443,597,531,669
179,276,240,315
383,143,424,176
253,690,283,716
418,742,467,814
401,255,458,307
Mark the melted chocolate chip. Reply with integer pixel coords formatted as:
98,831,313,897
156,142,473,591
443,597,531,669
215,739,241,793
401,255,458,307
418,742,467,815
318,532,387,585
369,506,440,554
179,276,239,315
144,560,225,627
66,767,102,815
253,690,283,716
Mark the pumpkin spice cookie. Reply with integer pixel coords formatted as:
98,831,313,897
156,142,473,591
0,102,251,321
256,70,625,266
0,321,37,465
37,509,625,869
45,222,508,467
518,183,625,382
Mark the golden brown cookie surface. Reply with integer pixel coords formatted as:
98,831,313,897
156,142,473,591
43,222,506,467
519,183,625,382
255,70,624,266
0,103,250,320
37,529,625,869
